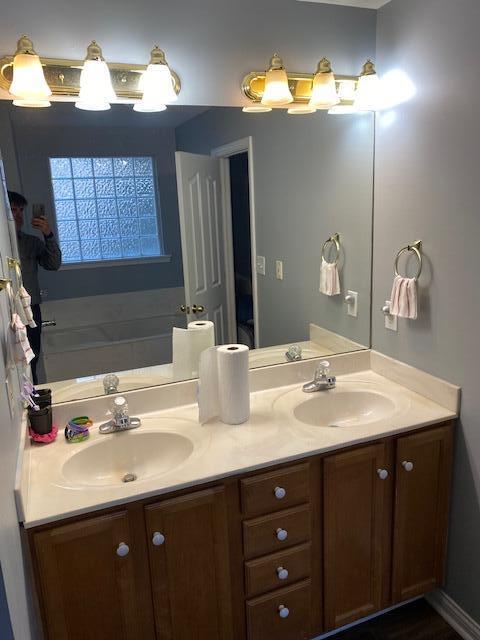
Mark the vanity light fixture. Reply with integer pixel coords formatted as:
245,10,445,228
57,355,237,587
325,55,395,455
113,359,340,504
242,106,272,113
134,46,177,113
261,54,294,107
308,58,339,109
287,105,316,115
75,41,116,111
9,35,52,107
353,59,382,111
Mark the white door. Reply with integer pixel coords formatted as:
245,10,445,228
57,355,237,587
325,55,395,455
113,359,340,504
175,151,233,345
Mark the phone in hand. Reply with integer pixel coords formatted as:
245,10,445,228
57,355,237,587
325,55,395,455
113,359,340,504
32,203,45,219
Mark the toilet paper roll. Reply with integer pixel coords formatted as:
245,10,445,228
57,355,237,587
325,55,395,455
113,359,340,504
173,320,215,380
198,344,250,425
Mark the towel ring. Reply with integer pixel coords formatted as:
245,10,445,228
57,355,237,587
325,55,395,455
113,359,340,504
321,233,340,265
394,240,422,280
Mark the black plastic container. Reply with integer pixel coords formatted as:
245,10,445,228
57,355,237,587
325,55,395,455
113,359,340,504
35,388,51,409
28,406,52,435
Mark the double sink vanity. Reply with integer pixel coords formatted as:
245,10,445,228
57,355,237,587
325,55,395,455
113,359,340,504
17,350,459,640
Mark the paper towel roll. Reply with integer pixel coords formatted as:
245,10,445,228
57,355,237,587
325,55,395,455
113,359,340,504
173,320,215,380
198,344,250,425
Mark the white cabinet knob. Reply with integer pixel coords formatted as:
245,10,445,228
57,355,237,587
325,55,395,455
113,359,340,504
276,528,288,542
274,486,286,500
152,532,165,546
277,566,289,580
278,605,290,619
116,542,130,557
402,460,414,472
377,468,389,480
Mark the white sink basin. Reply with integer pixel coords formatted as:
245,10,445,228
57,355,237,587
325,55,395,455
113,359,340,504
293,389,397,427
61,430,194,487
273,381,408,430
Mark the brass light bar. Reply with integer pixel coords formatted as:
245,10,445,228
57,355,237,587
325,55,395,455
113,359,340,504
0,55,181,99
242,70,358,106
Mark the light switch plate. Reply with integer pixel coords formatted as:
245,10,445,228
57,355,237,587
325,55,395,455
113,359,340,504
275,260,283,280
256,255,266,276
384,300,397,331
346,290,358,317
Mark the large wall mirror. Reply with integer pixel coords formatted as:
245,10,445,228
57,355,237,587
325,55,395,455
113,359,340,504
0,102,374,403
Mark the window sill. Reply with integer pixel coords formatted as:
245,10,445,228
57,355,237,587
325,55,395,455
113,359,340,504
59,255,172,270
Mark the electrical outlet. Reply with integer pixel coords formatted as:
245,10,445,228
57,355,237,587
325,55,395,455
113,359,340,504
256,255,266,276
345,290,358,317
384,300,398,331
275,260,283,280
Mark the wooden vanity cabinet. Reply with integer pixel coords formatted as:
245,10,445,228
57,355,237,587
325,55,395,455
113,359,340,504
28,421,454,640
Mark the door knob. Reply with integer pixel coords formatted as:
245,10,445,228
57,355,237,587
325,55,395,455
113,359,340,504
274,486,286,500
191,304,205,313
377,468,389,480
402,460,414,472
180,305,190,314
276,528,288,541
277,566,289,580
152,532,165,546
116,542,130,557
278,605,290,618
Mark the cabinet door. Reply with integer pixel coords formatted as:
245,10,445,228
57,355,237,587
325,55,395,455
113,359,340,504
145,486,233,640
392,423,454,602
323,442,393,630
33,510,152,640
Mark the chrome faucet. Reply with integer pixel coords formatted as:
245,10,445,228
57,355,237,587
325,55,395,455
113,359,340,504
99,396,141,434
103,373,120,395
285,345,303,362
302,361,336,393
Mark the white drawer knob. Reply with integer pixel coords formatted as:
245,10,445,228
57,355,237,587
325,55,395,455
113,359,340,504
277,566,289,580
116,542,130,557
278,605,290,618
402,460,414,472
274,486,286,500
152,532,165,546
276,528,288,542
377,468,389,480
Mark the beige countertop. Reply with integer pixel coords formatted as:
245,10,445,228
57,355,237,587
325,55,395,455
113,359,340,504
19,363,458,529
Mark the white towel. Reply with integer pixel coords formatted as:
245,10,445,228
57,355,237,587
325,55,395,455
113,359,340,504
19,286,37,328
389,275,417,319
319,258,341,296
10,313,35,365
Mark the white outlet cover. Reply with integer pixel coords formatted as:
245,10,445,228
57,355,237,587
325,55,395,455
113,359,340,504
256,255,266,276
384,300,398,331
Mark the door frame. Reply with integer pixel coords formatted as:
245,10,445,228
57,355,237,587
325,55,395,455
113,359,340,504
211,137,259,348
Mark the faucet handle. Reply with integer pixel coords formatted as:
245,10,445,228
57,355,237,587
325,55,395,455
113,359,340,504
103,373,119,395
315,360,330,379
112,396,130,428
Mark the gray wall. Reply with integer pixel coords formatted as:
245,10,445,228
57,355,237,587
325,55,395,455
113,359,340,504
2,103,184,299
176,107,374,348
374,0,480,622
0,0,376,105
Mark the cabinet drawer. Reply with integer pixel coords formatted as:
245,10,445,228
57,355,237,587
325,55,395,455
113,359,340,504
246,579,311,640
241,463,309,517
245,543,311,597
243,504,311,560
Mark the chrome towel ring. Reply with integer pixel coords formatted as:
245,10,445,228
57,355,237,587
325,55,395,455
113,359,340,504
321,233,340,265
394,240,422,280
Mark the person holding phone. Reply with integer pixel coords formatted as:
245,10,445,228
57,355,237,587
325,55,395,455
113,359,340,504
8,191,62,383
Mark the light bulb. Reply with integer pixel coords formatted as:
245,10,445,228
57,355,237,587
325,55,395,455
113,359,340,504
308,58,339,109
354,60,382,111
9,36,51,108
338,80,357,102
134,46,177,113
261,54,293,107
75,42,116,111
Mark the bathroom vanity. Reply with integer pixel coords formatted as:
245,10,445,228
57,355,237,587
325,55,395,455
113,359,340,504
18,353,459,640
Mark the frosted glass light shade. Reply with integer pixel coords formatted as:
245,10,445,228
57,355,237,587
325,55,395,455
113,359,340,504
75,59,116,111
261,61,293,106
242,105,272,113
134,64,176,112
354,61,382,111
287,105,316,115
308,71,339,109
10,52,51,108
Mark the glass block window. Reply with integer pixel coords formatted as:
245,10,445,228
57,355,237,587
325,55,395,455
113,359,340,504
49,156,162,264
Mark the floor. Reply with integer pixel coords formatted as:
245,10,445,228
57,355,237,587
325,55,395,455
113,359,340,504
331,599,461,640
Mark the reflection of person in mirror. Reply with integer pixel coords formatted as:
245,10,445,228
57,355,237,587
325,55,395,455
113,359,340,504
8,191,62,384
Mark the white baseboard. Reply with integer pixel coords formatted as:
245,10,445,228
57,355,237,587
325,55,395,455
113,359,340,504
426,589,480,640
